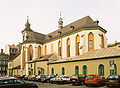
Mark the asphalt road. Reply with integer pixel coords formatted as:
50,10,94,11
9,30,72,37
25,81,107,88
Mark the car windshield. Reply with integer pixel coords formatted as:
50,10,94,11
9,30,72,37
71,75,78,78
107,75,119,79
14,79,24,84
0,79,24,84
87,75,96,78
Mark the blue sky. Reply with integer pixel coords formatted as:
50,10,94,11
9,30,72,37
0,0,120,50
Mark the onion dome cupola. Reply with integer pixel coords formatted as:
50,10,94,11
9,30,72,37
25,16,31,30
21,16,33,42
58,12,63,29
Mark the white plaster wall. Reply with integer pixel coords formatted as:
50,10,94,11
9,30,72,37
43,29,107,58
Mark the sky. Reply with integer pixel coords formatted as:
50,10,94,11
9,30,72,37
0,0,120,51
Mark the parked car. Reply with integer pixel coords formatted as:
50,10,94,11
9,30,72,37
0,77,38,88
24,75,29,80
31,75,38,81
85,74,105,87
50,76,60,84
44,75,56,83
19,75,26,80
28,75,37,81
52,75,70,84
15,75,20,79
70,74,86,85
36,75,46,82
105,75,120,87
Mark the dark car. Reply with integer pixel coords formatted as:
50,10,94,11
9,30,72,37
43,75,56,83
106,75,120,87
0,77,38,88
70,74,86,85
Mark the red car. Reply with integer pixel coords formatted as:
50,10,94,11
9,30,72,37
85,74,105,86
15,75,20,79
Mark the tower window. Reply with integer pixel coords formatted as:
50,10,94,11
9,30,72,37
23,36,25,42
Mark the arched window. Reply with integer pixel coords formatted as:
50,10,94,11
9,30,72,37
51,68,54,75
38,70,41,75
114,64,117,75
67,38,70,57
51,43,53,53
62,67,65,75
38,46,41,57
75,66,79,75
58,41,61,56
83,65,87,75
101,34,104,48
76,35,80,56
28,45,33,61
98,64,104,76
22,46,25,68
45,45,47,55
88,32,94,51
110,64,117,75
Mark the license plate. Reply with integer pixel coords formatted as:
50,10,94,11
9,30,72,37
109,80,116,82
72,80,76,82
88,79,93,81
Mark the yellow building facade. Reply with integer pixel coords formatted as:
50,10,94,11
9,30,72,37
7,53,21,76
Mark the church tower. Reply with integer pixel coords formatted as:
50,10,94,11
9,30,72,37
58,13,63,29
21,16,33,42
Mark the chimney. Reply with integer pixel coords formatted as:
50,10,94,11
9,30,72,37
1,49,3,54
94,20,99,25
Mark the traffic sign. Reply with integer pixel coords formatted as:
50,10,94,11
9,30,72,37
109,60,114,66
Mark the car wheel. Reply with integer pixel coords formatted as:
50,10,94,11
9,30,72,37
107,85,109,87
97,82,101,87
47,80,50,83
86,84,89,86
81,82,84,85
72,83,74,85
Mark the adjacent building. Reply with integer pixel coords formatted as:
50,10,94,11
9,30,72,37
0,49,10,75
5,45,18,59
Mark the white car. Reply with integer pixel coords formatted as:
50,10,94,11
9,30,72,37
50,75,70,84
50,76,60,83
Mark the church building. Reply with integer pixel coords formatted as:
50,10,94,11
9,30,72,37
18,15,120,77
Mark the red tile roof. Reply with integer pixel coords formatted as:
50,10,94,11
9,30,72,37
8,45,18,49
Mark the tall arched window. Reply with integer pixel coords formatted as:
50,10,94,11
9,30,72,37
110,64,117,75
51,68,54,75
98,64,104,76
22,46,25,68
58,41,61,56
75,66,79,75
101,34,104,48
76,35,80,56
83,65,87,75
62,67,65,75
28,45,33,61
38,46,41,57
88,32,94,51
67,38,70,57
45,45,47,55
114,64,117,75
51,43,53,53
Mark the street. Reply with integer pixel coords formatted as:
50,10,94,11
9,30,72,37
25,81,107,88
